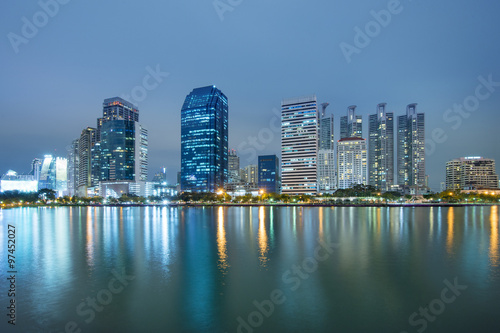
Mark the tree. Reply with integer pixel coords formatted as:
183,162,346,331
38,189,56,201
382,191,401,201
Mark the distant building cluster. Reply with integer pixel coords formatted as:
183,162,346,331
0,155,68,196
178,87,432,196
1,97,176,199
2,87,498,198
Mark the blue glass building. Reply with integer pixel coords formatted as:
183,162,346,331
258,155,279,193
100,120,148,183
181,86,228,192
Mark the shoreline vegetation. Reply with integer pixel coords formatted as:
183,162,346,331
1,186,499,209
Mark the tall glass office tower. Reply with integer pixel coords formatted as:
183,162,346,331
258,155,279,193
100,120,148,183
181,86,228,193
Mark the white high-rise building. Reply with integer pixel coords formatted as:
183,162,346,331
337,138,367,189
446,156,499,190
135,124,149,182
281,95,318,195
242,164,258,187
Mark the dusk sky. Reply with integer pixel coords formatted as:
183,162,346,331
1,0,499,191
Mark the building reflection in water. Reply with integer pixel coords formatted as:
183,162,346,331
490,205,499,267
86,207,95,270
447,207,455,255
258,206,269,267
217,206,229,274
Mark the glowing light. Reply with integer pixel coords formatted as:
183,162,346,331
490,206,499,267
258,206,269,267
446,207,455,255
216,207,229,274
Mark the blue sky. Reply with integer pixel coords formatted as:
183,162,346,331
1,0,499,191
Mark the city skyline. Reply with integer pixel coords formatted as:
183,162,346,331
2,0,500,191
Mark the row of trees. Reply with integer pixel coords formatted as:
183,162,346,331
1,188,499,206
423,191,500,203
0,189,57,204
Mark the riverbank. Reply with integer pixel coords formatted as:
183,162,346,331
2,202,499,209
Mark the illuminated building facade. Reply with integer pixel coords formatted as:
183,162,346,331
340,105,362,139
446,156,499,190
180,86,228,193
397,104,425,187
369,103,394,191
258,155,279,193
281,95,318,195
337,138,367,189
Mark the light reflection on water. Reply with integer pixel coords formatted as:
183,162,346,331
0,206,498,332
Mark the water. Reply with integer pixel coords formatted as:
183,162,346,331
0,206,499,333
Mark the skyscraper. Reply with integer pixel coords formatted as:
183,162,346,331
100,120,148,182
228,149,241,183
39,155,56,191
337,138,367,189
67,139,79,197
39,155,68,194
77,127,97,196
368,103,394,191
242,164,258,188
397,104,425,187
29,158,42,182
281,95,318,195
258,155,279,193
102,97,139,122
317,104,336,193
97,97,148,197
181,86,228,193
340,105,362,139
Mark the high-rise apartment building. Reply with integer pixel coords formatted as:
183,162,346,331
29,158,43,182
397,104,425,187
446,157,499,190
337,138,367,189
258,155,279,193
281,95,318,195
242,164,258,187
77,127,97,196
369,103,394,191
340,105,362,139
181,86,228,192
228,149,241,183
67,139,79,197
318,105,336,194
